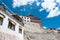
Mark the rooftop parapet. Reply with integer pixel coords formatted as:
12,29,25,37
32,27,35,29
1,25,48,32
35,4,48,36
12,14,24,26
28,14,41,23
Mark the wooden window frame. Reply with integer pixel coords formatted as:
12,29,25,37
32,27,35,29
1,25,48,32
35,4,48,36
8,19,16,31
19,27,22,34
0,13,5,25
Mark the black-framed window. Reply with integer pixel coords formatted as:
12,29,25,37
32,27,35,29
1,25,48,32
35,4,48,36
0,13,5,25
0,17,3,25
8,19,15,31
19,27,22,33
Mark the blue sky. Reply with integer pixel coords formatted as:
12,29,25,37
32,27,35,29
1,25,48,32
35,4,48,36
0,0,60,29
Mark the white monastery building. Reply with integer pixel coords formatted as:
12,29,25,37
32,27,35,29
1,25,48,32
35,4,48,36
0,4,24,40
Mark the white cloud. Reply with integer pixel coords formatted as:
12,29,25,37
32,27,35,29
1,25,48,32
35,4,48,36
47,7,60,18
56,0,60,4
41,0,56,10
39,8,44,11
36,2,40,6
43,26,47,29
41,0,60,18
13,0,60,18
13,0,36,8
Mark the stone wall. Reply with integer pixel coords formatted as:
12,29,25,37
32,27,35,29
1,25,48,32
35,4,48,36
0,29,60,40
24,30,60,40
0,32,20,40
24,22,43,33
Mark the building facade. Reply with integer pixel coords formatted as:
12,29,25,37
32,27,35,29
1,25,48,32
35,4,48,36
0,5,24,40
20,15,44,32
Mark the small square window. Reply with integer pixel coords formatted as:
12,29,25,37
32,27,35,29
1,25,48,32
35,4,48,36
25,20,26,21
19,28,22,33
27,17,29,19
27,20,29,22
25,17,26,19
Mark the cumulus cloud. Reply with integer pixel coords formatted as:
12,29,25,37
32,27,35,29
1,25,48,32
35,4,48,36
43,26,47,29
13,0,35,8
41,0,56,10
13,0,60,18
36,2,41,6
39,8,44,11
41,0,60,18
47,7,60,18
56,0,60,4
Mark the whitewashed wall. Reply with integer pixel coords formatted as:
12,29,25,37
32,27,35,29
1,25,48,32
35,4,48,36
0,10,24,40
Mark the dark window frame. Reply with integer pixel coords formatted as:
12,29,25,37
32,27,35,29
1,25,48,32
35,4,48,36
0,13,5,25
19,27,22,34
8,19,16,31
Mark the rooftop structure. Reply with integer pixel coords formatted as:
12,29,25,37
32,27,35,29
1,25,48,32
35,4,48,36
20,14,44,32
